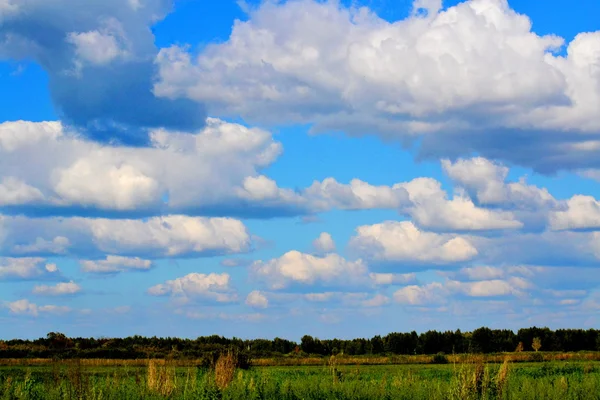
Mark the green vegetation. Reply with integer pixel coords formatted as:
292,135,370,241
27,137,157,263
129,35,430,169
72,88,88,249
2,329,600,398
1,359,600,399
2,327,600,361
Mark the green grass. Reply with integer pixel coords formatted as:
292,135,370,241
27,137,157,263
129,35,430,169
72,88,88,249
1,361,600,399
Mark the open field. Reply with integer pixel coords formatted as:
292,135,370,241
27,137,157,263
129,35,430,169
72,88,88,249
1,358,600,399
2,351,600,367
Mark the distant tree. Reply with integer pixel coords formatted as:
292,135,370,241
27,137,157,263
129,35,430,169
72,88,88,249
532,337,542,352
370,335,385,355
515,342,524,352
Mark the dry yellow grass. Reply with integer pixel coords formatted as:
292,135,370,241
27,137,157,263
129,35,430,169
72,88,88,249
147,359,176,396
1,351,600,368
214,351,237,390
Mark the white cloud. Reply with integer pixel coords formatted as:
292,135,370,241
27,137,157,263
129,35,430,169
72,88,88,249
0,177,44,206
33,281,81,296
67,27,128,66
549,195,600,231
312,232,336,254
154,0,600,170
245,290,269,308
148,273,238,303
88,216,250,257
442,157,556,209
445,277,530,297
4,299,71,317
401,177,523,231
394,283,446,305
304,178,409,210
12,236,70,255
0,214,251,258
0,119,285,214
0,120,417,218
305,292,336,302
80,256,152,274
360,293,390,307
0,258,60,280
350,221,478,265
251,251,369,290
369,272,416,286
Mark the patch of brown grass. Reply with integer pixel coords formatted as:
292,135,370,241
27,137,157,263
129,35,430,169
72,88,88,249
215,350,237,390
147,359,176,396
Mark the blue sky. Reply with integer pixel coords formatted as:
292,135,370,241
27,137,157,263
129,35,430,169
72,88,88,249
1,0,600,340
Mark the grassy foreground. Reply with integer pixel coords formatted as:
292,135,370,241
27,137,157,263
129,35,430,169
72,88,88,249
1,357,600,400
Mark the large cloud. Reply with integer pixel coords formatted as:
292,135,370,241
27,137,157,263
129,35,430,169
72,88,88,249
1,121,530,227
154,0,600,172
0,214,251,258
0,119,413,218
0,119,292,216
0,0,205,144
349,221,478,266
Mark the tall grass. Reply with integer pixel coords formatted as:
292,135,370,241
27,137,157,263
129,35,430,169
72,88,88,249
1,358,600,399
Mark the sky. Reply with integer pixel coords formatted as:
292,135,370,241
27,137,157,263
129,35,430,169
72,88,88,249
1,0,600,341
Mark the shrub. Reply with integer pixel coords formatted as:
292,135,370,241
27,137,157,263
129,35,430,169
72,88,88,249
431,353,449,364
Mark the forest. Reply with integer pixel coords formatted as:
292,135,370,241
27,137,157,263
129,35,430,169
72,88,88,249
1,327,599,360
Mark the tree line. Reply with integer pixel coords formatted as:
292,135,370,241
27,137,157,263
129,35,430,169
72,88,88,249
0,327,599,360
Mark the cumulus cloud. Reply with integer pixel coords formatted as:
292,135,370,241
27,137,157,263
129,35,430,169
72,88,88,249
442,158,556,209
394,283,446,305
0,177,44,206
251,251,369,290
0,120,415,218
245,290,269,308
148,273,238,303
349,221,478,266
32,281,82,296
4,299,71,317
0,258,60,280
445,277,530,297
400,177,523,231
0,214,251,258
303,178,409,211
12,236,70,255
0,119,289,216
549,196,600,231
393,275,531,306
312,232,336,254
154,0,600,171
0,0,204,144
80,256,152,274
369,272,416,286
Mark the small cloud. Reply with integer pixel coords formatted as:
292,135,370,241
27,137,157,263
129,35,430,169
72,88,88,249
0,258,60,280
80,256,152,274
148,273,238,304
13,236,70,255
245,290,269,309
312,232,336,254
4,299,70,317
220,258,252,268
33,281,81,296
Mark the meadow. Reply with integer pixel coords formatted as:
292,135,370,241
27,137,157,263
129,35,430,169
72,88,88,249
1,355,600,399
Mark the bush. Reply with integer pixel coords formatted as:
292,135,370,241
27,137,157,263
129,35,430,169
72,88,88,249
431,353,449,364
529,352,544,362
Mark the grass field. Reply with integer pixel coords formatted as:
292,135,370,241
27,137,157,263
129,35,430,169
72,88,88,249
1,357,600,399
